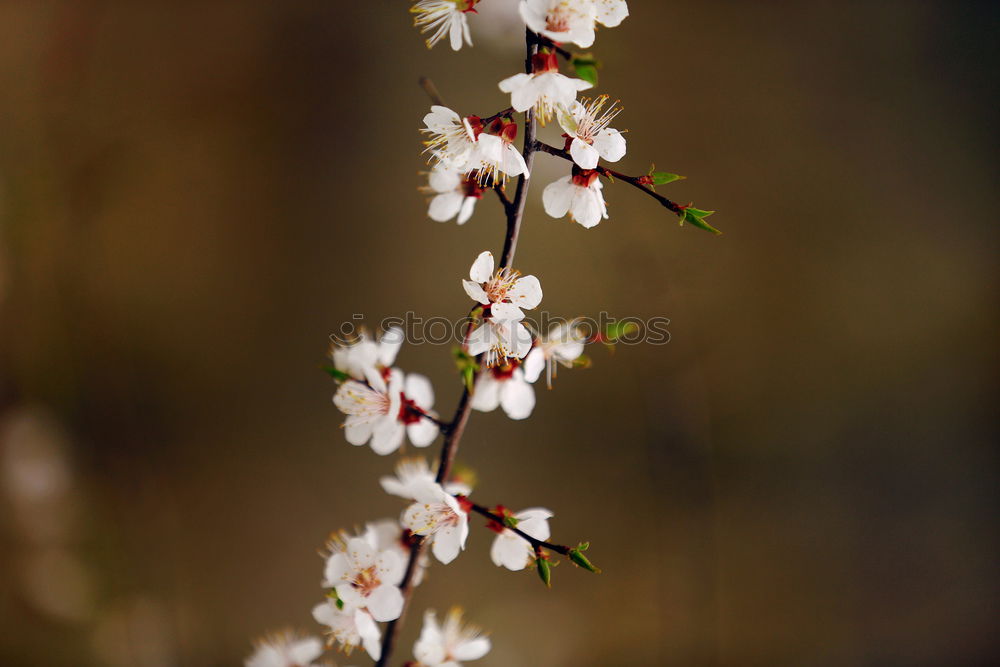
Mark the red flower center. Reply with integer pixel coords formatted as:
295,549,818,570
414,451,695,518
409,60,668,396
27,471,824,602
397,393,424,425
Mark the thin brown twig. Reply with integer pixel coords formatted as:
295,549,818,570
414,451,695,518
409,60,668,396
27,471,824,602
460,497,571,556
418,75,445,106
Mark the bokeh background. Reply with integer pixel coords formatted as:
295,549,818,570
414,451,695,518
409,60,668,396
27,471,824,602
0,1,996,665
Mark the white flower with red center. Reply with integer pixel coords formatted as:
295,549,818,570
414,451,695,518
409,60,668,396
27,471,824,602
462,250,540,366
468,117,528,186
411,0,479,51
498,51,592,125
401,481,470,564
488,507,553,571
425,166,484,225
523,319,588,388
246,631,324,667
542,167,608,228
312,600,381,661
470,362,536,420
333,371,439,454
362,518,431,589
422,105,479,171
557,95,627,169
412,608,491,667
519,0,629,48
323,537,404,623
380,457,473,500
330,327,403,382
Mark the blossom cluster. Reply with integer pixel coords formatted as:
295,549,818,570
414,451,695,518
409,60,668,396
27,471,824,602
419,0,631,229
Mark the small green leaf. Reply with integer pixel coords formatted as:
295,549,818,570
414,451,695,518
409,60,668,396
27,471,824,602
651,172,684,186
572,354,592,369
679,206,721,234
536,556,552,587
326,588,345,609
571,54,600,86
568,543,601,574
322,366,350,382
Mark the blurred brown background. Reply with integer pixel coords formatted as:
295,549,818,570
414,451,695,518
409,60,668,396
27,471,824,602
0,1,996,665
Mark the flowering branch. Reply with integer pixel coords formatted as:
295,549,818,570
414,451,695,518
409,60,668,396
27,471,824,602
249,3,716,666
374,29,541,667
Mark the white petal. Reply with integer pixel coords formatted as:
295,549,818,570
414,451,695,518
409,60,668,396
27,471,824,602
407,419,438,448
370,417,405,455
431,525,464,564
593,128,626,162
508,275,542,310
469,250,494,282
454,636,492,661
500,376,536,420
508,321,534,359
429,191,464,222
346,537,376,569
596,0,629,27
343,415,374,446
491,533,531,570
570,137,600,169
456,196,477,225
515,508,553,541
489,301,525,322
428,165,461,193
498,72,530,95
470,375,501,412
323,552,350,587
522,347,545,383
423,105,461,132
378,327,404,367
462,279,490,305
542,176,574,218
466,322,497,357
500,142,529,178
355,610,382,661
366,584,404,622
404,373,434,408
287,637,324,664
449,14,464,51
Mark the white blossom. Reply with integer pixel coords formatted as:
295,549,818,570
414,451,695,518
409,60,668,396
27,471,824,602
411,1,478,51
556,95,626,169
490,508,553,571
523,319,588,388
413,608,491,666
361,518,430,588
380,457,472,500
542,168,608,228
425,166,483,224
401,481,470,564
323,536,404,623
463,250,539,367
333,371,439,454
519,0,629,48
312,600,381,661
330,327,403,382
498,52,591,125
246,631,324,667
469,131,528,186
422,105,478,170
470,364,536,420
